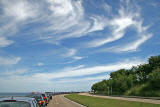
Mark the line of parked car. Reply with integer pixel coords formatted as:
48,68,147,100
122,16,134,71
0,92,53,107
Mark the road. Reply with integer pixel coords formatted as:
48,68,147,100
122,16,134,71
47,95,85,107
79,93,160,104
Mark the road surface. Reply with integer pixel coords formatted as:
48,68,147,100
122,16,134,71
79,93,160,104
47,95,85,107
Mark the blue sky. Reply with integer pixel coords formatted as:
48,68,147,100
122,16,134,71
0,0,160,92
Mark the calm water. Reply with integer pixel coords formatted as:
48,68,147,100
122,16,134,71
0,93,32,97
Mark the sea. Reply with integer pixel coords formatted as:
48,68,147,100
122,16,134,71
0,92,32,97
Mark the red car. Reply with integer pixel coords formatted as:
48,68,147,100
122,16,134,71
41,94,48,105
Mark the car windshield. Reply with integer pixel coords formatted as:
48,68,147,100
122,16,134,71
34,96,41,100
27,95,41,99
0,101,30,107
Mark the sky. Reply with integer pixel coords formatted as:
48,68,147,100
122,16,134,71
0,0,160,92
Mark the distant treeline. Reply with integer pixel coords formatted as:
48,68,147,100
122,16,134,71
91,55,160,97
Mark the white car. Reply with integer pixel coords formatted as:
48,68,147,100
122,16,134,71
0,96,39,107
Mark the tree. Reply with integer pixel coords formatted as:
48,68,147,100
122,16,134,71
110,69,137,94
91,55,160,96
149,67,160,89
91,80,107,93
149,55,160,69
135,64,152,83
91,83,98,93
110,69,126,79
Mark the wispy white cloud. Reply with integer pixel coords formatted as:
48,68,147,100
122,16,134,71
107,34,152,53
62,56,85,64
0,56,21,66
37,62,44,66
86,0,152,52
0,0,39,37
150,2,160,7
62,48,77,57
2,0,37,21
0,58,145,92
48,0,74,16
0,0,157,92
3,68,28,75
57,75,110,83
0,0,153,52
73,56,84,60
43,0,101,41
0,37,14,47
86,4,137,48
63,65,85,71
0,0,108,44
87,16,108,33
34,58,144,79
103,3,112,13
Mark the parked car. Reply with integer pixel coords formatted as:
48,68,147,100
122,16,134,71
0,96,39,107
45,92,53,101
41,94,48,105
27,94,45,107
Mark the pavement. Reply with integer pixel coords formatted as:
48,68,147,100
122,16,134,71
47,95,85,107
79,93,160,104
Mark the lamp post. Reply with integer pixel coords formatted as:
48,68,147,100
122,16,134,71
108,86,109,95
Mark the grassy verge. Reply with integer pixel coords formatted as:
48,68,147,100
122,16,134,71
64,94,160,107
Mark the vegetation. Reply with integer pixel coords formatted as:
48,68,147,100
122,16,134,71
65,94,160,107
91,55,160,97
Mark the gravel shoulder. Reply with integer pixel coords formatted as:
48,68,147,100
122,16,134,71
79,93,160,104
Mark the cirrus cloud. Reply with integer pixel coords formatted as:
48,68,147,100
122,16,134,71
0,56,21,66
0,37,14,47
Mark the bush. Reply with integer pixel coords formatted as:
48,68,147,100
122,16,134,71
125,83,160,97
149,68,160,89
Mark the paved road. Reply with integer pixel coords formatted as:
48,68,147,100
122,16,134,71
47,95,85,107
79,93,160,104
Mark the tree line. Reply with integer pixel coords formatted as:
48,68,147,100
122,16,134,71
91,55,160,97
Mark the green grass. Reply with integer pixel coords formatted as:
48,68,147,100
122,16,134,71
64,94,160,107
